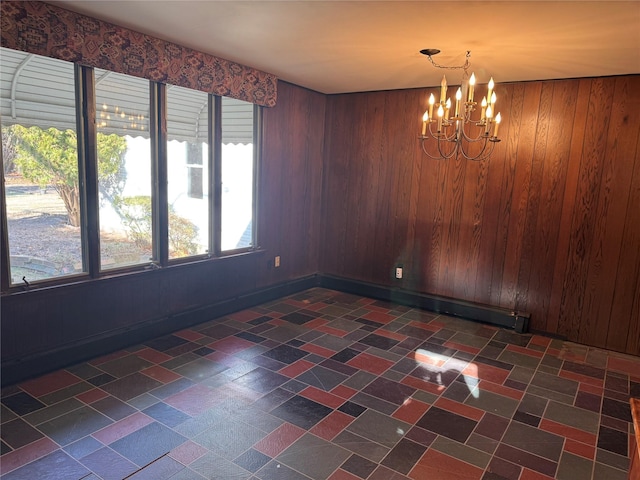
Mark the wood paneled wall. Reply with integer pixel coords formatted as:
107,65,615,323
1,81,326,364
320,75,640,355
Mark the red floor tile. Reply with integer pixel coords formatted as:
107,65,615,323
140,365,182,384
607,355,640,375
300,343,337,358
401,375,445,395
519,468,555,479
0,437,58,476
76,388,110,404
135,347,173,364
168,440,209,465
173,329,205,342
208,336,255,354
362,311,394,324
434,397,484,422
19,370,82,398
478,379,524,401
92,412,153,444
300,386,345,409
227,309,263,322
392,398,431,424
316,325,350,337
279,359,316,378
505,344,545,358
539,418,597,446
463,362,510,385
164,384,223,416
444,341,481,356
409,448,483,480
309,411,354,441
558,369,604,388
374,329,408,342
331,384,358,400
253,422,305,457
347,352,394,375
564,438,596,460
327,469,361,480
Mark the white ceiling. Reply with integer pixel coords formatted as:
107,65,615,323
53,1,640,94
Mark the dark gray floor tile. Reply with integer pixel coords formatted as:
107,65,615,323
234,448,272,473
190,452,253,479
277,433,351,479
194,417,266,460
38,406,113,446
601,397,633,422
23,397,83,426
296,365,348,391
270,394,332,429
597,425,628,457
1,391,45,416
1,418,44,449
99,355,153,378
80,447,138,480
256,460,309,480
143,402,191,427
101,372,164,401
341,453,378,478
380,438,427,475
91,395,137,421
494,444,557,477
233,367,289,393
173,357,229,381
2,450,89,480
415,406,477,443
361,377,416,405
349,392,397,415
261,344,309,364
502,421,564,462
111,422,187,467
332,430,390,463
346,409,410,448
556,451,593,480
64,435,104,460
544,401,600,434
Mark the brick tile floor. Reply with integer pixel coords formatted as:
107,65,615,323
1,288,639,479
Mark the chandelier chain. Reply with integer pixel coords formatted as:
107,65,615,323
425,50,471,73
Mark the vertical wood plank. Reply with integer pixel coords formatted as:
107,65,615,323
580,76,640,347
524,80,578,330
555,78,615,340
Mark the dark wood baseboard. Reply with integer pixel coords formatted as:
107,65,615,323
318,275,530,334
1,275,317,387
2,273,530,386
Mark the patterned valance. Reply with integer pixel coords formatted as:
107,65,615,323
0,1,277,107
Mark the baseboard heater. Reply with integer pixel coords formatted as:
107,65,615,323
318,274,530,334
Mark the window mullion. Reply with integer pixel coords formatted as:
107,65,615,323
77,64,100,277
212,95,222,257
252,104,261,249
0,142,10,291
151,82,169,266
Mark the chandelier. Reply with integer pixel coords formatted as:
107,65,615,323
418,50,501,161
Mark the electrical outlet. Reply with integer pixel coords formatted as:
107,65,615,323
274,256,280,267
395,267,403,279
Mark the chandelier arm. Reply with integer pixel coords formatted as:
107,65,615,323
459,137,495,161
437,138,459,160
420,137,449,159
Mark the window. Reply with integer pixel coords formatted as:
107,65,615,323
1,50,85,285
166,85,210,259
221,98,256,251
0,46,261,291
95,69,153,270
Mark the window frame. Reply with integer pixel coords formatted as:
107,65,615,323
0,52,262,294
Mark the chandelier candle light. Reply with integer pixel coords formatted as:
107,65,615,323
419,50,501,161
